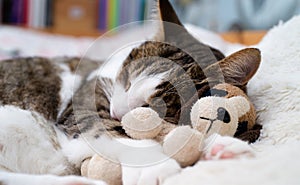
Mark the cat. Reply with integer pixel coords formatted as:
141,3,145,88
0,0,261,184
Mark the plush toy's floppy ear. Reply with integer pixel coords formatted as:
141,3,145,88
153,0,186,41
218,48,261,87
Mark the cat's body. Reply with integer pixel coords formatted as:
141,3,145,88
0,57,100,121
0,0,261,184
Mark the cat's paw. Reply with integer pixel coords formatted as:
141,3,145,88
55,176,107,185
203,134,255,160
0,173,107,185
122,159,181,185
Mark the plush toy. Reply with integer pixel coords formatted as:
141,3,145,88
81,155,122,185
81,83,256,185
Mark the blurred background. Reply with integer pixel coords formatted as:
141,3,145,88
171,0,300,32
0,0,300,59
1,0,300,35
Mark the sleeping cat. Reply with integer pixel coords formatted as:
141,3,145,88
0,0,261,184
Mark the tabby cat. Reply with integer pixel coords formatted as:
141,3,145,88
0,0,260,184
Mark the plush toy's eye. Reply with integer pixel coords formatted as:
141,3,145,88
202,89,228,97
217,107,231,123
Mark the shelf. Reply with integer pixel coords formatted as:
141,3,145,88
221,30,266,45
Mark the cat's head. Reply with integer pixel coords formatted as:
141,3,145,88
110,0,260,124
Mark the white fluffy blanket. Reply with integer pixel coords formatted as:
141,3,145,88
164,16,300,185
0,15,299,185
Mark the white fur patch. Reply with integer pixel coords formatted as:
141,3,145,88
122,158,181,185
110,71,169,120
0,172,107,185
73,134,166,167
0,106,108,184
87,42,143,82
116,138,166,166
56,131,167,169
55,130,97,168
0,106,69,175
57,63,82,117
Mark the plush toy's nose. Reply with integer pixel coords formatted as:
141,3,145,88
217,107,231,123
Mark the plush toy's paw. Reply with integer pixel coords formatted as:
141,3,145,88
121,107,163,139
163,126,203,167
122,159,181,185
203,134,255,160
81,155,122,185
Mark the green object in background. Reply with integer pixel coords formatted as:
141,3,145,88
108,0,116,29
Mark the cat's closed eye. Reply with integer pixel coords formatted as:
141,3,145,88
125,82,131,92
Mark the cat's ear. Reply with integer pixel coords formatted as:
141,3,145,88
156,0,183,26
153,0,186,41
218,48,261,86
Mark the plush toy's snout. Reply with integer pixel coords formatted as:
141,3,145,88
212,83,257,132
191,96,250,138
199,107,231,134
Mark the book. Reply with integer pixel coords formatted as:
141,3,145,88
128,0,137,24
115,0,120,28
119,0,128,26
144,0,155,20
23,0,29,24
108,0,117,30
7,0,28,25
2,0,13,23
98,0,107,30
0,0,148,33
45,0,53,27
0,0,2,22
10,0,19,24
98,0,148,31
137,0,146,21
39,0,47,28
